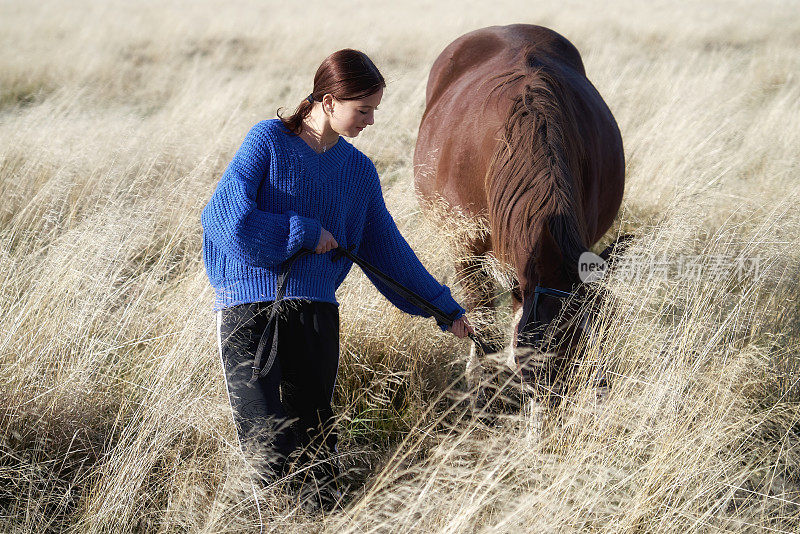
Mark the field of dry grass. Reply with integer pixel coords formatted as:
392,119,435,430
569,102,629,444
2,0,799,532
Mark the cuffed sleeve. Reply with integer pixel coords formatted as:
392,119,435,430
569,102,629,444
429,285,466,332
294,212,322,251
200,122,321,268
357,166,466,329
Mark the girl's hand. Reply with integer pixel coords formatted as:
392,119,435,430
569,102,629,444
315,227,338,254
448,315,474,338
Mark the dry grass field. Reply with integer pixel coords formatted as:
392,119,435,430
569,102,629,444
2,0,799,532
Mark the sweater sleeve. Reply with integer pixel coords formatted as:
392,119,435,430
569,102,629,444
357,166,465,331
200,122,321,268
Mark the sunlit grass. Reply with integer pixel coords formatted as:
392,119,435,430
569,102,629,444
1,0,799,532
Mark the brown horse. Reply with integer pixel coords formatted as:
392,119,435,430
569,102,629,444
414,24,625,400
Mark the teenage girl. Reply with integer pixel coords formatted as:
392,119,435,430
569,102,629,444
201,48,472,510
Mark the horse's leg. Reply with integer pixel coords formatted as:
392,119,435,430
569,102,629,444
455,254,503,415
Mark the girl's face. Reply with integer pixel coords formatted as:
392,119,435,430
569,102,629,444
328,88,383,138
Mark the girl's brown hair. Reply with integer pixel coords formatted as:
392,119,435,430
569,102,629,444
278,48,386,135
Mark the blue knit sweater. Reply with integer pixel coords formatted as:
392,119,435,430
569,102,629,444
201,118,465,331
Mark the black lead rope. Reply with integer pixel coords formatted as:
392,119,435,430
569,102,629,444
332,246,465,330
249,246,471,384
248,249,313,384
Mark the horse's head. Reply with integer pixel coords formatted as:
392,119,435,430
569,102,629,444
510,231,633,392
512,223,581,352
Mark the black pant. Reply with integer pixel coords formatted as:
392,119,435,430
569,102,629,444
216,299,340,489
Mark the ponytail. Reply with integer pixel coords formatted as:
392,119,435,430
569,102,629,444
278,49,385,136
278,95,316,135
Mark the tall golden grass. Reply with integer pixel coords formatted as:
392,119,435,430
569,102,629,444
1,0,799,531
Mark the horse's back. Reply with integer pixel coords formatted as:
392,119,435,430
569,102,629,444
423,25,585,111
414,24,623,246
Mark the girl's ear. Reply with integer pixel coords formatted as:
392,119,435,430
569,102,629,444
322,94,335,115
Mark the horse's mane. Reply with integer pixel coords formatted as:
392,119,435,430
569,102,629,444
485,49,589,279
